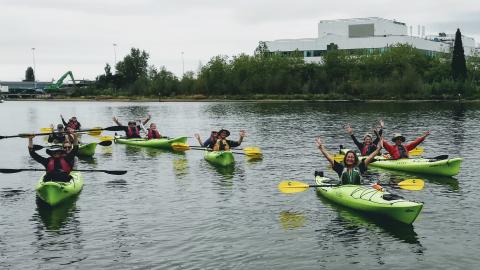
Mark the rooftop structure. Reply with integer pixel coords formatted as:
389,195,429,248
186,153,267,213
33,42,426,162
264,17,478,62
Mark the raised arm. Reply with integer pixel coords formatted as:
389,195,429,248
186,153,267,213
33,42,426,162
142,114,152,126
405,131,430,151
194,133,203,146
346,124,363,151
373,119,384,144
113,116,122,126
364,138,383,166
60,114,68,126
315,137,334,166
237,130,246,146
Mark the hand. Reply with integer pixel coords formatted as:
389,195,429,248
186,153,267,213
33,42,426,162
315,137,324,149
239,130,246,138
194,133,200,139
345,124,353,135
147,114,151,119
377,137,384,149
423,130,430,137
50,124,54,129
379,119,384,128
60,114,63,118
112,116,117,122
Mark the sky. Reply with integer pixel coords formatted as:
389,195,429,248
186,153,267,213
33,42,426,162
1,0,479,82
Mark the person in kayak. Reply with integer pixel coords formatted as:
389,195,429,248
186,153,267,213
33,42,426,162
213,129,246,151
345,120,384,156
28,133,79,182
61,115,81,130
194,131,218,149
145,123,162,139
383,131,430,160
112,115,151,139
315,136,383,185
47,124,66,143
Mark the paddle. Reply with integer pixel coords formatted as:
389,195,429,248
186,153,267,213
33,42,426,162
31,141,112,151
0,126,125,140
171,143,263,158
0,168,127,175
278,179,424,194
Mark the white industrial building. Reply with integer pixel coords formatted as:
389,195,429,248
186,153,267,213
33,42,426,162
264,17,478,62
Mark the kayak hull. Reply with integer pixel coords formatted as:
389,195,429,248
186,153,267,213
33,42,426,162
35,172,84,206
315,176,423,224
368,157,462,177
115,136,188,150
78,142,97,157
204,151,235,167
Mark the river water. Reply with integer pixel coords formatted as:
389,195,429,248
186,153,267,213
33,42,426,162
0,101,478,269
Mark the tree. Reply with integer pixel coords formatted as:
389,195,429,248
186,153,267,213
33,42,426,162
24,66,35,82
451,28,467,81
254,41,269,57
115,48,150,86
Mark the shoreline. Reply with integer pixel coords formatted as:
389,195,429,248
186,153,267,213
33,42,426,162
0,97,475,103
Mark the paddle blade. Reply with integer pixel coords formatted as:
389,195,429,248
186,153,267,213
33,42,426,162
98,140,113,146
333,154,344,163
409,147,424,156
171,143,191,151
87,127,103,136
98,135,114,141
278,181,311,194
243,147,262,154
104,126,127,132
397,179,424,191
40,128,53,133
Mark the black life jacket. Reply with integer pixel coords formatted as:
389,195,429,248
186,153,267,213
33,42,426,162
340,167,361,185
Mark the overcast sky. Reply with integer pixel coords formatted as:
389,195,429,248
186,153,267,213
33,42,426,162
1,0,479,81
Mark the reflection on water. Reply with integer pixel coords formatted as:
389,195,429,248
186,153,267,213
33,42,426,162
316,195,422,246
173,157,189,178
279,210,306,230
34,196,79,231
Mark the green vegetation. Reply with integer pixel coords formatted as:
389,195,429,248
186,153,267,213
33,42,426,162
452,28,468,82
74,43,480,100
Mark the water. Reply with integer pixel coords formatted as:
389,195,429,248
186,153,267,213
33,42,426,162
0,101,478,269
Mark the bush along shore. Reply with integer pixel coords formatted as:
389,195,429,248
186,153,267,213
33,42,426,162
71,41,479,101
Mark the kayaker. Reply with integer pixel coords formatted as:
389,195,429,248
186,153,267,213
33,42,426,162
383,131,430,160
194,131,218,149
47,124,66,143
28,133,79,182
345,119,384,156
213,129,246,151
61,115,81,130
146,123,162,139
315,137,383,185
112,115,151,139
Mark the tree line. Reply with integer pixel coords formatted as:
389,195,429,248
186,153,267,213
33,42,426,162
71,30,479,100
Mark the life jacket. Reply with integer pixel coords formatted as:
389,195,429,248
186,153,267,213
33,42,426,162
361,144,377,156
147,129,161,139
127,126,140,138
68,121,80,130
47,158,72,174
218,140,229,151
397,145,409,159
340,167,361,185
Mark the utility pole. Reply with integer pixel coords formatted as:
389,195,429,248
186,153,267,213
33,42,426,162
31,48,37,89
113,43,117,70
181,51,185,77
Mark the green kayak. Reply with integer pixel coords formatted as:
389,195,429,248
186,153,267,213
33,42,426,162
114,136,188,150
204,151,235,167
77,142,97,157
35,172,84,206
315,175,423,224
339,149,462,176
367,157,462,177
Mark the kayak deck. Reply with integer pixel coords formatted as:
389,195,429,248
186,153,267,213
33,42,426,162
35,172,84,206
204,151,235,167
115,136,188,150
315,175,423,224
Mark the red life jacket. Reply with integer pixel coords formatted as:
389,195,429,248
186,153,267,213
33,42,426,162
147,129,161,139
47,158,72,173
127,126,140,138
68,121,80,130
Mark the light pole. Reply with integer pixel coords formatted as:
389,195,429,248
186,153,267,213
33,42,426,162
31,48,37,89
181,51,184,77
113,43,117,70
